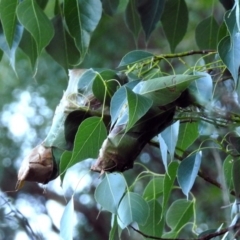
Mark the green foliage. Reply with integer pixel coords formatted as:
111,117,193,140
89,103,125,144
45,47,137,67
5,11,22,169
3,0,240,239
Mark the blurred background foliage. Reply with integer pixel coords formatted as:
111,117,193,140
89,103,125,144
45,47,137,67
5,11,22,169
0,0,229,239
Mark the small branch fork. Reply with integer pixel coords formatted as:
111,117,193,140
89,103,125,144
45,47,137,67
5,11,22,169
131,222,240,240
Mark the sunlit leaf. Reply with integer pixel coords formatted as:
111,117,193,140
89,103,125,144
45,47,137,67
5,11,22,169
158,134,168,172
125,87,153,131
162,161,179,214
195,16,219,50
60,197,74,240
143,177,164,201
178,153,202,198
125,0,141,41
161,121,180,160
137,0,166,40
0,0,18,48
64,0,102,62
59,151,72,183
166,199,194,234
118,50,154,68
95,173,126,214
161,0,188,52
137,75,201,106
117,192,149,229
68,117,107,170
17,0,54,55
139,200,162,237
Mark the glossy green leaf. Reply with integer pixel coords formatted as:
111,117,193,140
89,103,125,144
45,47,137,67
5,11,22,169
178,153,202,198
137,0,166,40
60,197,74,240
161,121,180,161
64,0,102,62
218,36,240,84
101,0,119,15
161,0,188,52
92,69,119,105
218,22,228,42
0,23,23,71
46,16,81,71
195,16,219,50
0,0,18,48
110,80,140,128
118,50,154,68
138,75,201,106
125,87,153,131
143,177,164,201
176,122,198,156
139,200,162,237
125,0,141,41
19,29,38,69
95,173,126,214
67,117,107,171
17,0,54,55
218,10,240,83
223,155,233,191
59,151,72,183
232,158,240,199
162,161,179,214
166,199,194,233
117,192,149,229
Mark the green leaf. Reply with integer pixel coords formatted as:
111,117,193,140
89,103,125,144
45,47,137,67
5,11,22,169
0,0,18,48
139,200,162,237
138,75,201,106
109,214,121,240
92,69,120,105
137,0,166,40
195,16,219,50
218,36,240,84
166,199,194,233
46,16,81,71
162,161,179,214
177,153,202,198
64,0,102,62
125,87,153,131
223,155,233,191
0,23,23,71
59,151,72,183
161,0,188,53
117,192,149,229
233,158,240,199
60,197,74,240
110,80,140,128
67,117,107,171
101,0,119,15
118,50,154,68
0,49,3,61
176,122,199,156
143,177,164,201
19,29,38,69
17,0,54,55
125,0,141,41
161,121,180,161
95,173,126,214
218,10,240,83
